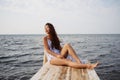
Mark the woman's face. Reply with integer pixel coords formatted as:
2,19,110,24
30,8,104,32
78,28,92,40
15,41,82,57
45,25,50,34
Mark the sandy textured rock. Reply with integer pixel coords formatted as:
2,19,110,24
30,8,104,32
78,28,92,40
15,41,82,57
30,62,100,80
30,52,100,80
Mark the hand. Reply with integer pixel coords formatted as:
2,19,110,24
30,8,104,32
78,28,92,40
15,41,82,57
56,55,64,59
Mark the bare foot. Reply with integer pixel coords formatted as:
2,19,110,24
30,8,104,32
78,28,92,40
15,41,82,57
88,62,99,69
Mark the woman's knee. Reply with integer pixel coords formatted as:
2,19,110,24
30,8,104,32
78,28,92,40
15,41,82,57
64,43,70,47
61,43,69,51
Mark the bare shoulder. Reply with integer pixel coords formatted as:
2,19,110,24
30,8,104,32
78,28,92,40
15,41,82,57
42,36,47,41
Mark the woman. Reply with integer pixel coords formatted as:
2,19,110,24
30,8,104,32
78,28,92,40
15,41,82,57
43,23,98,69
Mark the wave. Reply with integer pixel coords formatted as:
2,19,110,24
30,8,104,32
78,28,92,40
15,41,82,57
16,54,30,58
20,60,42,64
0,59,17,63
0,53,30,60
6,48,18,51
29,47,40,50
0,55,15,59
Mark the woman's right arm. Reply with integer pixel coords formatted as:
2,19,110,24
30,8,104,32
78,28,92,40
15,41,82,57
43,36,59,57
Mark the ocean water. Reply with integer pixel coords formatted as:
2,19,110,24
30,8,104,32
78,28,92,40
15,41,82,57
0,34,120,80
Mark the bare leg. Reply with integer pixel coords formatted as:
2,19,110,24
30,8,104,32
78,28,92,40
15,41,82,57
61,43,81,63
50,58,98,69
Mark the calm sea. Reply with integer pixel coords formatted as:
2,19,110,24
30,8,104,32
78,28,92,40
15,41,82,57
0,34,120,80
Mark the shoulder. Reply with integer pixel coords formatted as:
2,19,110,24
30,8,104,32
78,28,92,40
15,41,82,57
42,36,47,41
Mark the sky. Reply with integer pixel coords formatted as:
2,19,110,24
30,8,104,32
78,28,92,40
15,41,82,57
0,0,120,34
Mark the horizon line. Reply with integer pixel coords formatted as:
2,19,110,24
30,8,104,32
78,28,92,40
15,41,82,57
0,33,120,35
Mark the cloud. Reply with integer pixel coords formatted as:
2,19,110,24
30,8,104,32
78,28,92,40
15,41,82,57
0,0,120,34
0,0,120,15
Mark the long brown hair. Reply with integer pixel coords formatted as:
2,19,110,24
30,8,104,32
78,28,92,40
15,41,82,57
45,23,60,50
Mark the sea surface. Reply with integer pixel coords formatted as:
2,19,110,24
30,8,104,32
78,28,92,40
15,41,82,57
0,34,120,80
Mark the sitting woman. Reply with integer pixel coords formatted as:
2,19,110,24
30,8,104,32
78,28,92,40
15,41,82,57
43,23,98,69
